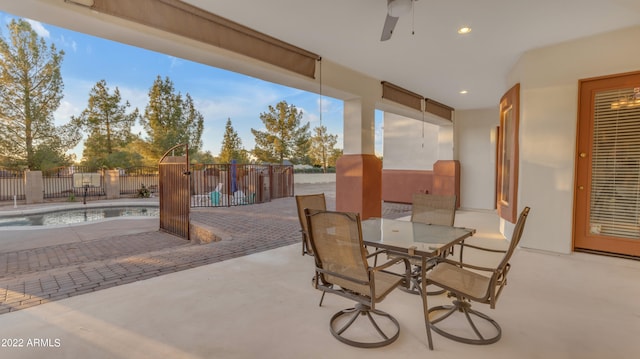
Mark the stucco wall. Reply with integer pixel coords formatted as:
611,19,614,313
506,25,640,253
455,108,499,210
383,112,440,170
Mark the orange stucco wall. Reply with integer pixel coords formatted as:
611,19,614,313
336,157,459,214
336,154,382,219
382,170,433,204
382,160,460,206
432,160,461,207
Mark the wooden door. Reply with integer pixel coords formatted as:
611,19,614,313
574,71,640,257
159,144,190,240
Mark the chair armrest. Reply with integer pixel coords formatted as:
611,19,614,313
458,241,507,253
432,256,498,275
366,249,388,259
370,253,409,272
370,253,412,289
454,240,507,264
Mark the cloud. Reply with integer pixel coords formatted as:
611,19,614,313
114,84,150,113
58,34,78,53
25,19,49,38
167,55,182,69
23,18,77,53
53,100,80,125
316,96,339,114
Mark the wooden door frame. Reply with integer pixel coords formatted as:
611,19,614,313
497,83,520,223
573,70,640,256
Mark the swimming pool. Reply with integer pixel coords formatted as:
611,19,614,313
0,206,159,227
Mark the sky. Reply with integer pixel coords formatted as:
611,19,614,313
0,11,384,160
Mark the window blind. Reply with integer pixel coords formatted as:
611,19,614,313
87,0,320,78
590,87,640,240
381,81,423,112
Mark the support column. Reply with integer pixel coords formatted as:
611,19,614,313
337,97,381,219
25,170,43,204
104,170,120,199
432,160,461,207
336,154,381,219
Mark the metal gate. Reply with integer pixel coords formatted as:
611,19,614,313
159,144,190,240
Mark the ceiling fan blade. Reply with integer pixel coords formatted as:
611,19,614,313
380,14,399,41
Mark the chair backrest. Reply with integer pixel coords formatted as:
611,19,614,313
295,194,326,255
486,206,530,306
497,206,531,272
305,209,370,295
411,193,457,226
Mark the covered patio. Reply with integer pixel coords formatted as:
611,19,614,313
2,1,640,254
0,1,639,357
0,209,638,358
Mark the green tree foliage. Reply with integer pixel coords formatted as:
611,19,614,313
71,80,139,169
190,150,216,164
293,130,312,165
0,19,80,170
251,101,309,164
125,137,157,167
328,148,343,168
219,118,248,163
309,125,338,172
140,76,204,161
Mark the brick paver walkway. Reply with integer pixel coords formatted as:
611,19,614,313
0,188,410,315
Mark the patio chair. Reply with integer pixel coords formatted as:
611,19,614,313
305,209,411,348
411,193,457,226
426,206,530,345
295,193,326,256
399,193,457,295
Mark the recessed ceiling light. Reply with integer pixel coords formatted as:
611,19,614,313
457,27,472,35
459,90,468,94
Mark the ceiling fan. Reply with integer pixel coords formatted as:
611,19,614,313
380,0,417,41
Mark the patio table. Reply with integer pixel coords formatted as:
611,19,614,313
361,218,475,350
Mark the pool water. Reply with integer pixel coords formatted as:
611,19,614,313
0,206,159,227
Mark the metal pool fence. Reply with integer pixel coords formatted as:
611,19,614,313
190,164,293,207
42,166,105,199
0,168,25,201
119,166,159,197
0,164,293,207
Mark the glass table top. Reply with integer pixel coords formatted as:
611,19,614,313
361,218,474,256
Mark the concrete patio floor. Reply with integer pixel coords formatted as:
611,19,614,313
0,184,639,358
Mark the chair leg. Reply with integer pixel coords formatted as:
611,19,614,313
312,275,330,306
400,266,446,296
319,290,326,307
329,303,400,348
428,297,502,345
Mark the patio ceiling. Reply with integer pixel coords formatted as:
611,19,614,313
1,0,640,110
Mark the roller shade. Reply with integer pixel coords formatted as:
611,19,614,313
381,81,422,112
381,82,454,121
590,87,640,239
87,0,320,78
425,98,453,122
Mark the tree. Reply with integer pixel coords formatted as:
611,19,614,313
293,130,312,165
219,118,248,163
124,137,156,167
140,76,204,161
0,19,80,169
251,101,310,164
71,80,139,168
328,148,343,168
309,125,338,172
190,150,216,164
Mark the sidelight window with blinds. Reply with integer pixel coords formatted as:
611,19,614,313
589,87,640,240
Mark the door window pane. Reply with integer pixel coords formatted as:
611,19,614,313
590,87,640,239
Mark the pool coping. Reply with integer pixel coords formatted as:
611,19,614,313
0,200,160,230
0,200,159,216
